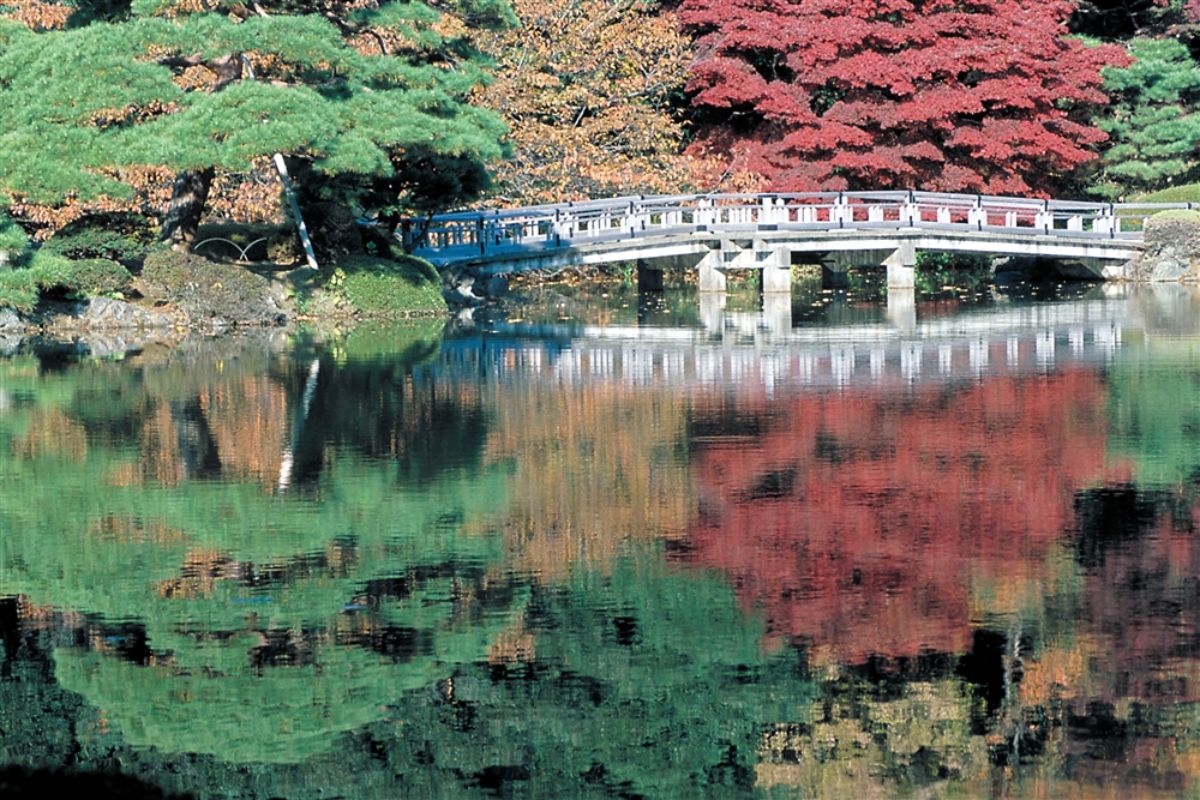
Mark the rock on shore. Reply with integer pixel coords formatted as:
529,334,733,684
1128,211,1200,282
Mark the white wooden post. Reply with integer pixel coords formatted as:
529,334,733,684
832,194,850,226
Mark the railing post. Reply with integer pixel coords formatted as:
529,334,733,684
901,190,918,227
1036,200,1052,233
1094,203,1115,237
968,195,985,230
477,217,485,255
833,192,848,227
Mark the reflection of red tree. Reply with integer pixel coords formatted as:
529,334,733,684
1080,505,1200,704
681,370,1119,663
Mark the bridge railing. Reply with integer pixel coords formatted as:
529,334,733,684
401,191,1193,258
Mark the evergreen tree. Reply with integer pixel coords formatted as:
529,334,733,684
1090,37,1200,198
0,0,512,247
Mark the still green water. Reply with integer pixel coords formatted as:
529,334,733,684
2,282,1200,798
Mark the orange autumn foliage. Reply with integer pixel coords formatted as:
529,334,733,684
479,380,692,581
474,0,712,205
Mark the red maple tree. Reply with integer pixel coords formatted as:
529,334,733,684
680,0,1129,195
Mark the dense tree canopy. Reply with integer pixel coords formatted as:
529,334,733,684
0,0,512,244
473,0,707,204
680,0,1128,195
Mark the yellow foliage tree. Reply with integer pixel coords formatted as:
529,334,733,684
474,0,709,204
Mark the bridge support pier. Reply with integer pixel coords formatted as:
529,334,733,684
762,292,792,335
699,291,725,333
887,287,916,331
885,242,916,289
636,260,664,293
760,244,791,293
698,251,726,292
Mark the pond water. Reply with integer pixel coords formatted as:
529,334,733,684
2,280,1200,798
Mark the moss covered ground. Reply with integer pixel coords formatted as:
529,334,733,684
293,254,446,319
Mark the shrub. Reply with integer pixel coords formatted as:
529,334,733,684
40,213,154,264
1147,209,1200,224
0,252,132,311
0,269,37,312
28,252,133,296
915,252,992,294
1133,183,1200,204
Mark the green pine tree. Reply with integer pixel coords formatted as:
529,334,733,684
0,0,512,247
1091,37,1200,199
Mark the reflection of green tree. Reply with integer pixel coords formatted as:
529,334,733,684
1108,346,1200,486
51,615,512,765
368,558,815,797
0,342,528,765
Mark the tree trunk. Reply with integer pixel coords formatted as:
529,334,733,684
159,167,215,249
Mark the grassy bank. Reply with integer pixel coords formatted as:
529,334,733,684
293,254,447,319
0,213,448,324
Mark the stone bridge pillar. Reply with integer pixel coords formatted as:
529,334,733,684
886,287,916,331
759,241,791,293
698,249,726,292
884,241,916,288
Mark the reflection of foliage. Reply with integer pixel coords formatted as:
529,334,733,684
758,678,989,796
478,379,692,579
1108,347,1200,486
682,371,1117,661
0,337,526,764
51,579,524,764
364,557,813,797
325,320,445,365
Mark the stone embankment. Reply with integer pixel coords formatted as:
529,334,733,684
1127,211,1200,282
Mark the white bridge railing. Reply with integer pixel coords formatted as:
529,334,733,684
401,190,1191,259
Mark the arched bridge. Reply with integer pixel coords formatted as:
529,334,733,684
403,191,1190,289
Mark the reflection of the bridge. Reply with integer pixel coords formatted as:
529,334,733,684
432,295,1136,391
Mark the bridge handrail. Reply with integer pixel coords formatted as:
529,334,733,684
401,191,1194,255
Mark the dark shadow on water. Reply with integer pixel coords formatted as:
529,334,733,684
0,766,194,799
